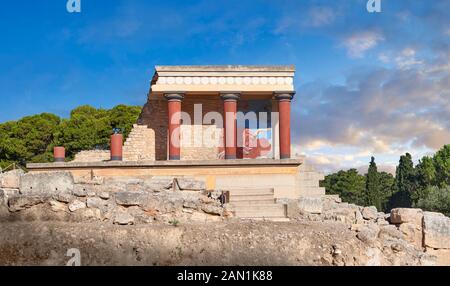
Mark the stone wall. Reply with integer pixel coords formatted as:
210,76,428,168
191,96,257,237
0,170,227,226
123,124,156,161
73,150,110,163
3,169,450,265
297,163,326,197
180,125,222,160
285,195,450,265
138,98,168,161
138,95,225,161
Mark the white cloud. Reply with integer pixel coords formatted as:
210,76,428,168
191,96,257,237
305,7,336,27
293,49,450,173
395,48,423,70
342,31,384,58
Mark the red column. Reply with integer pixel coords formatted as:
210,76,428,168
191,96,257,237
221,93,240,160
53,147,65,162
275,92,294,159
165,93,184,160
111,134,123,161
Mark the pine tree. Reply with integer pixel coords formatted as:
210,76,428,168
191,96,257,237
366,156,381,210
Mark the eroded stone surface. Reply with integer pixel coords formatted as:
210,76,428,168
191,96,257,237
20,172,74,195
423,212,450,249
0,170,24,189
390,208,423,225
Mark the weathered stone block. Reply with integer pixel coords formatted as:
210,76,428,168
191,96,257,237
423,212,450,249
53,191,74,203
297,197,323,214
8,195,48,212
115,191,148,207
71,208,102,222
20,172,74,195
201,204,222,216
114,212,134,225
362,206,378,220
49,200,68,212
0,169,24,189
390,208,423,225
72,185,88,197
378,225,405,241
68,200,86,212
87,197,107,210
399,222,423,249
176,178,206,191
356,224,380,244
144,177,173,191
99,192,110,200
426,248,450,266
73,175,104,185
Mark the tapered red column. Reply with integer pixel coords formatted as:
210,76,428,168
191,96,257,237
275,92,295,159
53,147,65,162
221,92,240,160
165,93,184,160
110,134,123,161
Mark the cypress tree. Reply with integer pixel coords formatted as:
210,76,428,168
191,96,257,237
390,153,415,208
366,156,381,210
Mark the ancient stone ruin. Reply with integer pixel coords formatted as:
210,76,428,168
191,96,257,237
1,169,450,266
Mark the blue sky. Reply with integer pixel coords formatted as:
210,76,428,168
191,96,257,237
0,0,449,173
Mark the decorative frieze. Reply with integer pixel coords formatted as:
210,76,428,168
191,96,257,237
157,76,294,86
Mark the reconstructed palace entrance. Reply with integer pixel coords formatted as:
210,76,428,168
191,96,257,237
124,65,296,162
27,65,325,201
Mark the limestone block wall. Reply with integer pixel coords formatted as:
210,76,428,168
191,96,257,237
73,150,110,163
138,95,224,161
180,125,223,160
137,98,168,161
123,124,156,161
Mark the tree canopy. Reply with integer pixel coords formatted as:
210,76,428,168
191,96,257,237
321,145,450,214
0,104,141,168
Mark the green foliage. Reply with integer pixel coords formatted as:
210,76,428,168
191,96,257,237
320,169,366,206
323,145,449,214
416,186,450,217
389,153,416,208
108,105,141,138
365,157,381,210
0,113,60,165
54,105,112,158
378,171,395,212
0,105,141,165
434,145,450,188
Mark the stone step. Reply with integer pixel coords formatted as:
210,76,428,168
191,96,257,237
240,217,291,222
233,204,286,218
230,200,276,206
230,195,275,202
229,188,273,194
229,189,274,196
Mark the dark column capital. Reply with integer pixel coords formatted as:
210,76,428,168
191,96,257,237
274,91,295,101
220,92,241,101
164,92,185,102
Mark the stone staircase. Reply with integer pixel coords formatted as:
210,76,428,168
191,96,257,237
123,124,156,161
228,188,288,221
